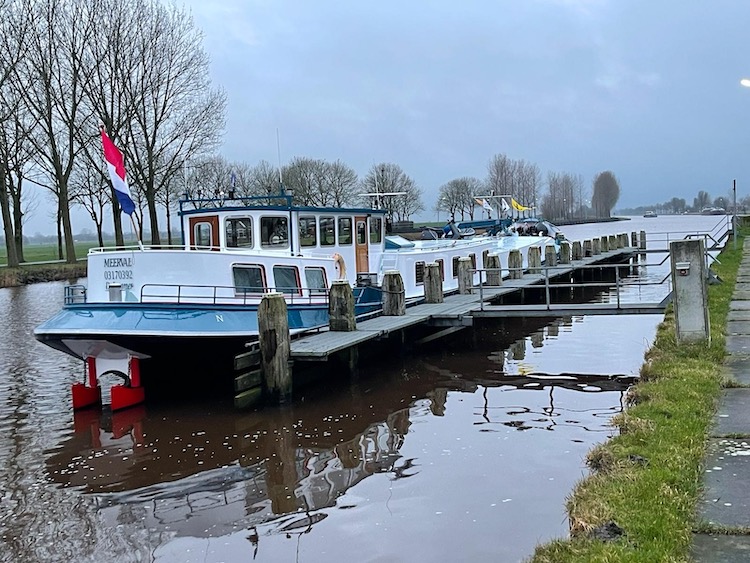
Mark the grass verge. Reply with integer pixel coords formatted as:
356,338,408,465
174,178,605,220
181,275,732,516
530,233,744,562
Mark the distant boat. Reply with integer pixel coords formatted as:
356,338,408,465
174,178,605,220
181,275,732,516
643,210,657,218
701,207,726,215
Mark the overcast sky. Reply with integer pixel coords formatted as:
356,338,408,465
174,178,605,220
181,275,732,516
25,0,750,234
174,0,750,215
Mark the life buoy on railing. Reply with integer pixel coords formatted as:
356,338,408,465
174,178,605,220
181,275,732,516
332,253,347,279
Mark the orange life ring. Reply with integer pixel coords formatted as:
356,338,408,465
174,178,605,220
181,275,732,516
332,253,347,279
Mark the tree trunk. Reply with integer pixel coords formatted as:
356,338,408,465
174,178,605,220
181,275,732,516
60,184,77,264
57,206,63,260
11,185,24,263
0,165,19,267
147,187,160,245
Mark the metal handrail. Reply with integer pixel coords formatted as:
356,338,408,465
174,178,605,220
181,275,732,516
475,261,672,312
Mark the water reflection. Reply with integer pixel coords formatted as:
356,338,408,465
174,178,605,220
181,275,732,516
35,312,638,561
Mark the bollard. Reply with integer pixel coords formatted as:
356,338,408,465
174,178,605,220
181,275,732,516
424,262,444,303
600,235,609,252
619,233,628,248
329,280,357,330
631,231,638,248
383,270,406,315
608,235,617,250
639,230,647,251
509,249,523,279
528,246,541,274
457,257,473,294
592,238,601,255
259,292,292,401
583,239,592,257
559,241,571,264
571,241,582,261
486,253,502,286
670,239,709,343
545,245,558,267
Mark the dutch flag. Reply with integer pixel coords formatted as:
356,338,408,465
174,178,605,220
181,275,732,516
101,128,135,215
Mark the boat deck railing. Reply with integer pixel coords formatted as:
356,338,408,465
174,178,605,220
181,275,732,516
64,282,383,307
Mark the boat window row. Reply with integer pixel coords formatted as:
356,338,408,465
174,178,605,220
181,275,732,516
219,215,383,250
232,264,328,296
414,255,475,284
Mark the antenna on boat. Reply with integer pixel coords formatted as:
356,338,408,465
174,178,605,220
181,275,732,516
276,128,283,188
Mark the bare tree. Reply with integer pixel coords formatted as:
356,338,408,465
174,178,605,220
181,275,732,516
486,153,515,196
70,165,108,246
438,177,484,220
361,163,423,221
123,1,226,245
591,171,620,218
693,190,711,212
325,160,359,207
245,160,280,196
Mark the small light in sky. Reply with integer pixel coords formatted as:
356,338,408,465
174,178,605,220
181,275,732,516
741,78,750,88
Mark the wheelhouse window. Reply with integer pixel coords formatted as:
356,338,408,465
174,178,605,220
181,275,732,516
225,217,253,248
415,261,425,285
356,220,366,245
370,217,383,243
299,216,317,247
320,216,335,246
304,267,327,294
233,265,265,294
338,217,352,245
260,216,289,248
194,222,213,247
273,265,300,295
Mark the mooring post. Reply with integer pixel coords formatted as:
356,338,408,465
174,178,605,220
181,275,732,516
383,270,406,315
571,241,582,261
592,238,601,255
545,245,558,267
559,241,571,264
424,262,444,303
639,230,647,261
528,246,541,274
631,231,638,248
457,257,473,294
670,239,709,343
486,253,502,286
608,235,617,250
618,233,627,248
600,235,609,252
329,279,357,330
509,249,523,279
582,239,592,257
259,292,292,401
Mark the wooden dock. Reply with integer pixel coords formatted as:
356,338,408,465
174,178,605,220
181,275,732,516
290,246,647,361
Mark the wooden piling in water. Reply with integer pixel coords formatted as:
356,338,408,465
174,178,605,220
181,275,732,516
608,235,617,250
631,231,638,247
457,257,473,294
424,262,444,303
383,270,406,315
583,239,592,257
329,280,357,330
600,236,609,252
592,238,601,255
486,253,502,286
545,245,558,267
571,241,582,261
509,249,523,279
258,292,292,401
528,246,541,274
559,241,571,264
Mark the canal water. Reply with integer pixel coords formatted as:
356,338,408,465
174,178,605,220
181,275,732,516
0,215,729,562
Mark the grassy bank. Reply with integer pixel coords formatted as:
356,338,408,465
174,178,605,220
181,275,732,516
0,262,87,287
531,234,743,561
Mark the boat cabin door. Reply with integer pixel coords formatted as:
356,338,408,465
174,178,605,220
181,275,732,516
189,215,220,250
355,216,369,273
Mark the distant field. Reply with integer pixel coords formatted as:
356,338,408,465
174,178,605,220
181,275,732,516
0,241,138,266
